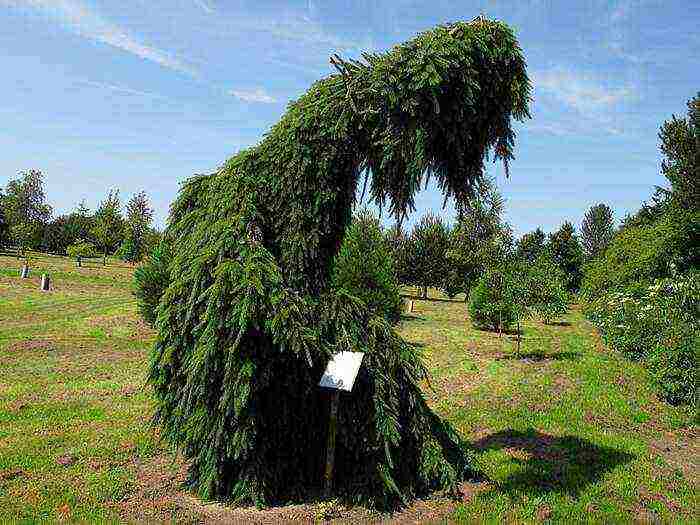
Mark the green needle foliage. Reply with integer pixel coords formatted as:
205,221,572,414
332,209,404,324
141,16,530,508
134,241,173,326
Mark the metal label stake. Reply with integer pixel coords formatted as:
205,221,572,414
318,351,364,498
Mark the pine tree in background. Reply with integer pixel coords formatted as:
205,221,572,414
409,213,451,299
516,227,546,263
385,223,413,286
581,203,615,260
139,17,531,508
446,177,512,298
134,240,173,326
63,200,95,246
120,191,153,264
657,93,699,210
332,209,403,323
547,221,584,293
91,190,124,265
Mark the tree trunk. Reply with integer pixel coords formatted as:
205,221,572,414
103,251,107,266
421,285,428,300
77,256,81,268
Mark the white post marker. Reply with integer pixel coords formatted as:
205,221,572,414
318,351,364,497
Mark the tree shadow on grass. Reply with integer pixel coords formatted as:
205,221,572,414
471,429,634,497
472,326,523,336
401,293,465,304
495,351,581,362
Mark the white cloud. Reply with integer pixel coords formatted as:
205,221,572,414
2,0,197,76
230,87,277,104
532,69,635,113
76,78,167,99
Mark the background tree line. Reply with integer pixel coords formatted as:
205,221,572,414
0,169,159,264
383,176,609,303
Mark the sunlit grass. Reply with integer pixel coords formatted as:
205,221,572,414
1,256,696,522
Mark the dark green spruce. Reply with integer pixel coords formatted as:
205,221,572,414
139,17,531,508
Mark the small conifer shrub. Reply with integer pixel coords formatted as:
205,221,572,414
134,241,172,326
332,210,403,323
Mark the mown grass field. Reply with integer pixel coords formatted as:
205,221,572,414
1,253,697,523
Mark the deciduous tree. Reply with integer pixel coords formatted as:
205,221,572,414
91,190,124,265
1,169,52,253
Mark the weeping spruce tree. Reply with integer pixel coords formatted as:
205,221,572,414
141,17,530,509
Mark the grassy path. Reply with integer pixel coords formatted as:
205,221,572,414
0,255,697,522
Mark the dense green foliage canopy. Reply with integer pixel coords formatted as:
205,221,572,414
516,227,546,263
141,17,530,507
547,221,584,293
1,170,52,251
66,239,99,259
407,213,451,298
446,177,512,297
581,206,697,299
468,264,519,331
332,209,404,323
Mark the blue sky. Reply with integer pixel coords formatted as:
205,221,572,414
0,0,697,236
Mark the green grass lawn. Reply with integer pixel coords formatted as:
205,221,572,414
1,254,697,523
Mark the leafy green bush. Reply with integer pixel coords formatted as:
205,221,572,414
581,210,698,300
468,267,518,331
646,324,698,406
526,255,569,324
584,272,699,405
134,241,172,327
332,210,403,323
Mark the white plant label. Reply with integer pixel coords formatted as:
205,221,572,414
319,351,364,392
